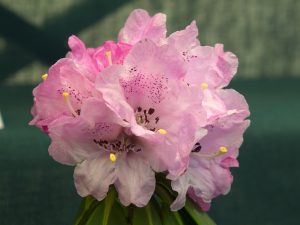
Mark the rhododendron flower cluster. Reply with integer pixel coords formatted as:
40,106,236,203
30,9,249,211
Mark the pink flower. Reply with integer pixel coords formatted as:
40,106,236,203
95,38,208,178
48,97,155,206
30,35,131,131
170,120,250,211
166,20,239,124
170,91,250,211
30,9,250,210
29,57,96,132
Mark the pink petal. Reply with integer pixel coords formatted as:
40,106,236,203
48,116,98,165
171,157,233,211
170,174,190,211
221,157,239,168
91,41,132,70
121,39,186,108
217,89,250,122
118,9,166,45
30,58,95,128
187,188,211,211
74,152,116,201
67,35,99,81
115,153,155,207
168,20,200,53
95,65,137,125
186,44,238,88
68,35,86,57
48,98,125,165
197,120,250,161
80,97,125,141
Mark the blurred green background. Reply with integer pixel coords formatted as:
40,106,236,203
0,0,299,225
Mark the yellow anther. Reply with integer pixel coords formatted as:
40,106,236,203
105,51,112,66
158,129,167,134
200,82,208,90
41,73,48,81
62,91,69,98
219,146,228,154
109,153,117,162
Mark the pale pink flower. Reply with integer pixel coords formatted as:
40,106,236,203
30,9,250,210
95,38,206,179
48,97,156,206
167,20,239,124
170,94,250,211
171,120,250,211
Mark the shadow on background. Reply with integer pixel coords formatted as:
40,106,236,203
0,0,130,83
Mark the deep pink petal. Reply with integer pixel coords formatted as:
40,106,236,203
91,41,132,70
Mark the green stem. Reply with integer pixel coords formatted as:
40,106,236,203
127,205,134,225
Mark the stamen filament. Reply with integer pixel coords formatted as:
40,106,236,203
62,91,78,116
105,51,112,66
195,146,228,159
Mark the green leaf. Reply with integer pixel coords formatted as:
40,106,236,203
73,190,127,225
101,190,116,225
73,196,101,225
155,185,184,225
161,202,185,225
132,200,162,225
184,198,216,225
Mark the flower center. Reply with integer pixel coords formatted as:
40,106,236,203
135,106,162,132
93,136,142,163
